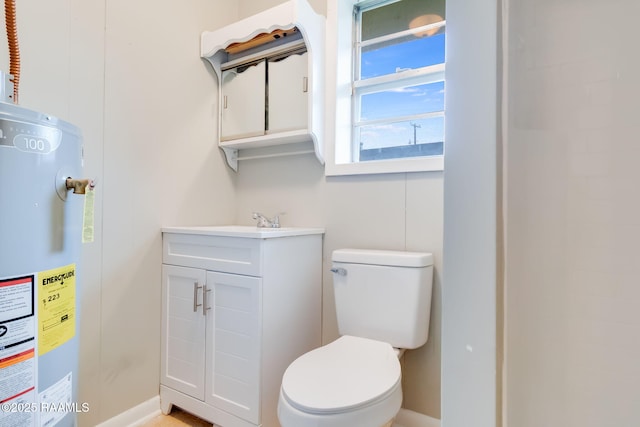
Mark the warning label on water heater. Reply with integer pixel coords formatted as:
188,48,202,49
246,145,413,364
0,274,37,427
38,264,76,356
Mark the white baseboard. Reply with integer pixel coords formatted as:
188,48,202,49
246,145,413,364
95,395,161,427
393,408,441,427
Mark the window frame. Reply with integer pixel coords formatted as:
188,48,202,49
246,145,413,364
325,0,445,176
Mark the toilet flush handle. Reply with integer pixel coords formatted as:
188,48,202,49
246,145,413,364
330,267,347,276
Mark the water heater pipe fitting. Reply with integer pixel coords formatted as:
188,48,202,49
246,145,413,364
66,178,91,194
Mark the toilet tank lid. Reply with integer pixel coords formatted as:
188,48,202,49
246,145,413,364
332,249,433,267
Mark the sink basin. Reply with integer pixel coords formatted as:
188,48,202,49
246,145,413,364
162,225,325,239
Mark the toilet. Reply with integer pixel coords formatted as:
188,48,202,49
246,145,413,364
278,248,434,427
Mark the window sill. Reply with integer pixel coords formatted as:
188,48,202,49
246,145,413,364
324,155,444,176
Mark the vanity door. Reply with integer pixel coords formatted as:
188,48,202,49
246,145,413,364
205,271,262,424
161,265,207,400
221,60,266,140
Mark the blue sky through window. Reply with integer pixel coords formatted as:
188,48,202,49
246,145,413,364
357,32,445,152
361,33,445,79
361,81,444,121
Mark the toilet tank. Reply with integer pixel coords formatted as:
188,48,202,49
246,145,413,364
331,249,434,349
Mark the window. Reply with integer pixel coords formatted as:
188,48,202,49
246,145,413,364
326,0,446,175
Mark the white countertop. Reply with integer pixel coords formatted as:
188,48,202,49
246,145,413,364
162,225,325,239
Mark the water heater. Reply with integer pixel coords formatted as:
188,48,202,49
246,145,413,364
0,89,85,426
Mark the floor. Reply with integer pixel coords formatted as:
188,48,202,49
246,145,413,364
140,406,430,427
142,410,411,427
142,408,213,427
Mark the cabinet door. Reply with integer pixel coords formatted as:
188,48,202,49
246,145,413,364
205,271,262,424
221,61,266,140
267,52,308,133
161,265,207,400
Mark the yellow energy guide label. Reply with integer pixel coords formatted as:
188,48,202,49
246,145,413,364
38,264,76,356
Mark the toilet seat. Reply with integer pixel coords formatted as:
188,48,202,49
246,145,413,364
281,335,401,414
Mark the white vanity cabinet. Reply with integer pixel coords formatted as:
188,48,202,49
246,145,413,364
160,226,323,427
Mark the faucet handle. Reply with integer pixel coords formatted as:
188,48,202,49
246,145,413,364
252,212,269,228
272,212,287,228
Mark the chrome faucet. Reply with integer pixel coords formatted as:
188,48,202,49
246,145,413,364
252,212,281,228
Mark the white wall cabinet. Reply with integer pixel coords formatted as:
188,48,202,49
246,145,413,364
220,51,309,141
160,227,323,427
201,0,325,171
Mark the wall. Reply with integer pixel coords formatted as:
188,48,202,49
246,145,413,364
232,0,444,418
97,1,238,424
1,1,238,425
440,0,499,425
504,0,640,426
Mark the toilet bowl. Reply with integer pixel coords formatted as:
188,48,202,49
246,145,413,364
278,335,402,427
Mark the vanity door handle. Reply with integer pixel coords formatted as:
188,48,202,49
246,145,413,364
303,77,308,93
203,285,212,316
193,282,203,312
